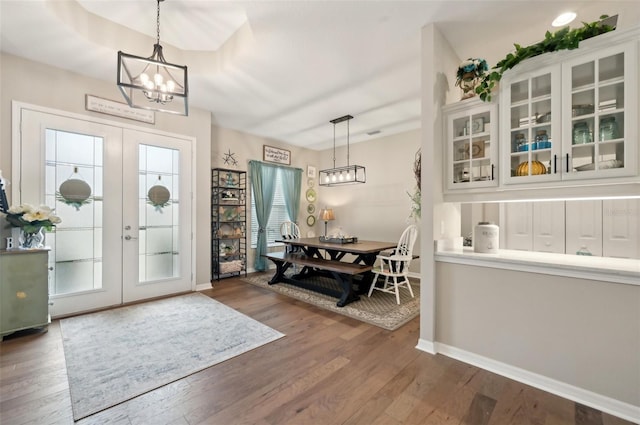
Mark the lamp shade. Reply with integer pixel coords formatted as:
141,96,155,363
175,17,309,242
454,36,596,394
320,208,335,221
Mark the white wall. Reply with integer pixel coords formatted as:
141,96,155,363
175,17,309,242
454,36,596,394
0,53,212,286
211,125,319,272
436,262,640,408
317,129,421,247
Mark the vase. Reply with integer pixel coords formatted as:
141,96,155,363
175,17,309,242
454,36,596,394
460,78,478,99
19,227,45,249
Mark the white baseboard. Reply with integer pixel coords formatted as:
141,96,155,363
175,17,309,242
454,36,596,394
434,343,640,424
195,282,211,291
415,338,436,354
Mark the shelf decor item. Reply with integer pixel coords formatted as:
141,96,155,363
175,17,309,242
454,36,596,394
455,58,489,99
2,203,61,249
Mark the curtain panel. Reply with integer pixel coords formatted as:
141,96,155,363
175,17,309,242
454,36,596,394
249,160,302,271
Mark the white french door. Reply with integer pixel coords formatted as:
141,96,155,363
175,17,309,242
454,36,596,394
17,107,193,317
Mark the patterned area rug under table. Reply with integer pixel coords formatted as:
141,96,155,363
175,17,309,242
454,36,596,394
60,292,284,421
241,272,420,331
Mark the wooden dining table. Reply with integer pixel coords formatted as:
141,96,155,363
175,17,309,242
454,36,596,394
266,238,397,307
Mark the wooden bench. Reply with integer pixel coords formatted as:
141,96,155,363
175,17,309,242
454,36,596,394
263,251,373,307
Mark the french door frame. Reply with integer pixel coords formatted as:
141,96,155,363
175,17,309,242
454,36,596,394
11,101,196,317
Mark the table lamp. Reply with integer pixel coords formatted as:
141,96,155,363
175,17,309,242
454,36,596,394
319,208,335,237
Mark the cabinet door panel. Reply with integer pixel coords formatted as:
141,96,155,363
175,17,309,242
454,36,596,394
602,199,639,259
503,202,533,251
533,202,565,253
565,200,603,256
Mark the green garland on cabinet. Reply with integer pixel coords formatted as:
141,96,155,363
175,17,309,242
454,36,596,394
476,15,617,102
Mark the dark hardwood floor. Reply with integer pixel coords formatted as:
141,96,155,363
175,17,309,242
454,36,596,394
0,276,634,425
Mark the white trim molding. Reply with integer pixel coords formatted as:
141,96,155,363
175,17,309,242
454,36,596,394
415,338,436,355
435,342,640,424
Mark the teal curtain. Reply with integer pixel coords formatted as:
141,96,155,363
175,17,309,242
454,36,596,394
249,160,277,271
280,167,302,226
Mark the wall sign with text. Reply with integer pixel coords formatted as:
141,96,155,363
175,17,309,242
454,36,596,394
263,145,291,165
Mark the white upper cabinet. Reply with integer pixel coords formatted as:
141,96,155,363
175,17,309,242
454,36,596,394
499,28,638,187
500,65,562,184
443,98,498,192
562,42,637,180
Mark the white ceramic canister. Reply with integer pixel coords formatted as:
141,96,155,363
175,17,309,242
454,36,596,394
474,222,499,254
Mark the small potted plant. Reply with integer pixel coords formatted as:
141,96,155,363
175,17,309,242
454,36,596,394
455,58,489,99
2,203,61,249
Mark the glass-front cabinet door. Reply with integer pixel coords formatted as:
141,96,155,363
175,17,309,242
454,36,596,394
501,65,562,184
562,41,637,180
444,98,498,191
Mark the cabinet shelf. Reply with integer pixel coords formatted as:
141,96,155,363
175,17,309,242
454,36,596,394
212,168,247,281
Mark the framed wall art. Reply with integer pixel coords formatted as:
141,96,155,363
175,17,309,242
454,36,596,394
263,145,291,165
307,165,316,178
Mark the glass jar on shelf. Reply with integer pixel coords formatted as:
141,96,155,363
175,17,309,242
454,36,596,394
599,117,619,141
572,121,591,145
534,130,550,149
514,133,527,152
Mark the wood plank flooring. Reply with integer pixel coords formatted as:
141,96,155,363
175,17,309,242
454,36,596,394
0,276,635,425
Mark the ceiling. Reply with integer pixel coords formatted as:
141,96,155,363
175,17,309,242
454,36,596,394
1,1,638,150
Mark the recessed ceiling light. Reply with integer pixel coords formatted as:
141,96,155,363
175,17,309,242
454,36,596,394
552,12,577,27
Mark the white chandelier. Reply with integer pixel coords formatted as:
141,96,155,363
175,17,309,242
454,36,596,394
117,0,188,116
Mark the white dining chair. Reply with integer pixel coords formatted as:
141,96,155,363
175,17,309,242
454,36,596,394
368,225,418,304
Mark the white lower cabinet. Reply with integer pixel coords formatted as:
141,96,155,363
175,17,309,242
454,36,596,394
602,198,639,259
503,202,533,251
502,199,638,258
533,202,565,253
565,200,603,256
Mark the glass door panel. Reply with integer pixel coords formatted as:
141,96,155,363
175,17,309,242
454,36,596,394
569,50,626,175
122,129,192,303
21,110,123,317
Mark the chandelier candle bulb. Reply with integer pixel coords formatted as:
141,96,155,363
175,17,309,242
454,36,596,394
474,222,499,254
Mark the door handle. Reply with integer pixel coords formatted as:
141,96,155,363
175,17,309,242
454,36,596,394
124,235,138,240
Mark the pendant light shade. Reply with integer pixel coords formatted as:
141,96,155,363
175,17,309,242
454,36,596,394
319,115,366,186
117,0,188,116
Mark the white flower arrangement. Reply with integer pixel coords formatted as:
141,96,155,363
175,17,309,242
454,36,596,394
2,203,61,233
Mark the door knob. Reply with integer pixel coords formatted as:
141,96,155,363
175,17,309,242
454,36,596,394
124,235,138,240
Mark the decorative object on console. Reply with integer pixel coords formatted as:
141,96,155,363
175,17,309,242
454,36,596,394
475,15,617,102
2,203,61,249
319,115,366,186
319,208,335,236
117,0,188,116
455,58,488,99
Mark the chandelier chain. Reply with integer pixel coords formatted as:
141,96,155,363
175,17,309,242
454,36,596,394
156,0,161,45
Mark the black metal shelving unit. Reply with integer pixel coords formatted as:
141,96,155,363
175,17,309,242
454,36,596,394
211,168,247,281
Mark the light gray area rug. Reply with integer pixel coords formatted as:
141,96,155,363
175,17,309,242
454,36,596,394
60,292,284,421
241,272,420,331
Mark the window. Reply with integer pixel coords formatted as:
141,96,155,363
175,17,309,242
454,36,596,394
250,170,291,247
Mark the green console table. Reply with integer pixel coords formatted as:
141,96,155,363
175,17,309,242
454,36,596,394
0,248,50,340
